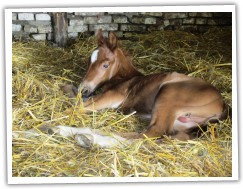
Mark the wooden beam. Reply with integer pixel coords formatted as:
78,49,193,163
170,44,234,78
52,12,68,47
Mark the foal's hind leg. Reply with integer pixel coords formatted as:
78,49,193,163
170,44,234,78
121,105,177,139
141,107,176,138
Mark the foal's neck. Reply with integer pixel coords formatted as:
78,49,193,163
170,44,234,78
116,48,143,80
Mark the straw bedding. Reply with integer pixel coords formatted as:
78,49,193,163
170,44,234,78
12,28,232,177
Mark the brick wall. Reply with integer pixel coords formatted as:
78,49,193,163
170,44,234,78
12,12,232,41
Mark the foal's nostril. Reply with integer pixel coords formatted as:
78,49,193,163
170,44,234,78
82,89,89,95
81,88,90,98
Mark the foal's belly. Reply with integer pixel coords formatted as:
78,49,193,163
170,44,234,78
173,119,200,131
121,93,157,114
121,87,160,114
173,114,220,131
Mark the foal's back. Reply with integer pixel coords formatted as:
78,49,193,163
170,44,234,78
120,71,217,114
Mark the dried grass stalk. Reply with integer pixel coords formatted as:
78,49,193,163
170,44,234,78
12,28,232,177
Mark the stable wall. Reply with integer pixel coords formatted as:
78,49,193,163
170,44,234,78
12,12,232,41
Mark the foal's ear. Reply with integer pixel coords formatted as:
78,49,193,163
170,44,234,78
96,29,105,46
107,32,117,51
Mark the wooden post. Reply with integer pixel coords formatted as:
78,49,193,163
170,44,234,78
52,12,68,47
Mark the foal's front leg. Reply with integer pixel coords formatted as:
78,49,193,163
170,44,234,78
83,90,125,112
63,84,125,113
65,90,125,114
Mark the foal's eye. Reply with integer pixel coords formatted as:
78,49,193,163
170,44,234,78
103,64,109,69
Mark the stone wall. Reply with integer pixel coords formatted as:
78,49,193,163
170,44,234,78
12,12,232,41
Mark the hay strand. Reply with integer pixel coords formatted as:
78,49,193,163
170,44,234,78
12,28,232,177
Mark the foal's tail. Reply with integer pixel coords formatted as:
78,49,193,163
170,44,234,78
220,102,231,120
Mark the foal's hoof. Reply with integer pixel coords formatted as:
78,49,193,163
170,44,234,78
38,125,60,135
64,107,85,115
170,132,190,141
120,132,141,139
64,107,74,115
74,134,94,148
62,84,78,98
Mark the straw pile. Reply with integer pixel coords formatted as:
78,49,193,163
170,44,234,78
12,28,232,177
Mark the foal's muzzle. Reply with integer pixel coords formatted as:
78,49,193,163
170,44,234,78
78,83,93,98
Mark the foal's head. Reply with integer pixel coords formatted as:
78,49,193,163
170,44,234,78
80,29,125,97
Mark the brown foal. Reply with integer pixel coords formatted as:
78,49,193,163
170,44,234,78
63,29,224,141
